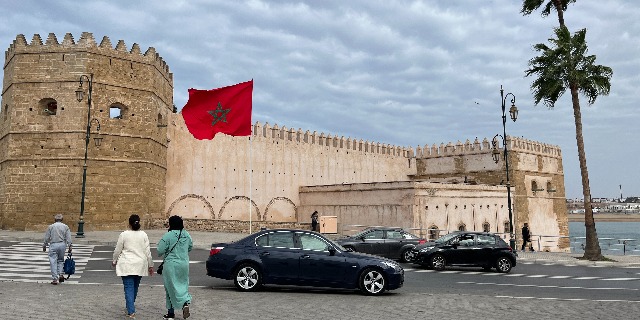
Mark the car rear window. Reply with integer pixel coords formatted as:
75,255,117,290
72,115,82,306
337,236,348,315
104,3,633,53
477,234,496,245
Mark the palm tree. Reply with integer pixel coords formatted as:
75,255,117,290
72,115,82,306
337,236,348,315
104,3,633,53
525,26,612,260
521,0,576,27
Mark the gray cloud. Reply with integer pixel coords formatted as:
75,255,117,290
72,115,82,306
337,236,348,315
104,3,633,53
2,0,637,199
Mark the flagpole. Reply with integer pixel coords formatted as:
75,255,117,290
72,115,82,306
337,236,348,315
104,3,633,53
249,135,253,234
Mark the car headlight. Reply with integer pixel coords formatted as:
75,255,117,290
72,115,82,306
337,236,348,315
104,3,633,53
381,261,400,270
419,246,434,253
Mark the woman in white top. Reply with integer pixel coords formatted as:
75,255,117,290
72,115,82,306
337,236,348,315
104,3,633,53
113,214,154,318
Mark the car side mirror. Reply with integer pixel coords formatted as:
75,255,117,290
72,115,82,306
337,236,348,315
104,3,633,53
359,236,366,242
328,246,337,256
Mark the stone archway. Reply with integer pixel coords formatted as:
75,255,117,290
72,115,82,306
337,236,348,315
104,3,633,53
219,196,261,221
263,197,297,222
166,194,215,219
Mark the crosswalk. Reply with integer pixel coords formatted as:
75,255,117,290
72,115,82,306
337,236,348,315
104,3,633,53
0,241,95,284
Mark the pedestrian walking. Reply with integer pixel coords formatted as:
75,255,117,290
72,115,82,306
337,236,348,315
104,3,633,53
521,222,534,252
42,214,72,285
311,211,319,232
158,215,193,320
112,214,154,318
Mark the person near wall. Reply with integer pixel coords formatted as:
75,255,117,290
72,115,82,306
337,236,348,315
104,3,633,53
42,213,72,285
112,214,154,318
521,222,534,252
158,215,193,320
311,211,319,232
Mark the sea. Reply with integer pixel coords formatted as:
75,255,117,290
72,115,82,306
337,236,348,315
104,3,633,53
568,221,640,255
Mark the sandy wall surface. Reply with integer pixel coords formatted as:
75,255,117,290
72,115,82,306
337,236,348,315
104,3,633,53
567,213,640,222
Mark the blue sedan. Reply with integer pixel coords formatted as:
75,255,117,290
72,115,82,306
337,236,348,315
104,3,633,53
206,229,404,295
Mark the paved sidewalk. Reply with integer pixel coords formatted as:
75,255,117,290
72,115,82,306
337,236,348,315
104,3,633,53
2,228,640,267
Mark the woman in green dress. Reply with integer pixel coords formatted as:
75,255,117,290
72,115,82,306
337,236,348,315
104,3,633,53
158,215,193,319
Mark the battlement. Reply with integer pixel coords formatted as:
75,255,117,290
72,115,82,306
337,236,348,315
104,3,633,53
5,32,171,80
251,121,415,158
416,136,562,159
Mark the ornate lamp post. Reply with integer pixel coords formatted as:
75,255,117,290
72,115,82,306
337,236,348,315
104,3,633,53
74,74,102,238
492,85,518,250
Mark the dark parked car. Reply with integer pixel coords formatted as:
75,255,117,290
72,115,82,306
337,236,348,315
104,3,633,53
335,227,426,262
206,229,404,295
412,231,517,273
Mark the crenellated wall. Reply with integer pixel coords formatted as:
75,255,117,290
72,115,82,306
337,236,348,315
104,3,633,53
414,136,568,250
164,114,416,227
0,32,568,252
0,32,173,231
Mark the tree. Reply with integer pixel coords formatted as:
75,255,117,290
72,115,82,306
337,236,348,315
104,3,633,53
525,26,612,260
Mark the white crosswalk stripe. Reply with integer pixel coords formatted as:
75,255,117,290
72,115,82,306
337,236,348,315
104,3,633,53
0,241,94,283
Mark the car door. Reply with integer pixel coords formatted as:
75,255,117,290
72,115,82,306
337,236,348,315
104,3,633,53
475,234,497,266
383,229,406,259
296,232,349,286
255,231,299,284
357,229,385,255
447,233,476,265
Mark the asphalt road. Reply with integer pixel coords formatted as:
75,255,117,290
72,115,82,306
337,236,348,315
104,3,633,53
4,240,640,319
44,244,640,302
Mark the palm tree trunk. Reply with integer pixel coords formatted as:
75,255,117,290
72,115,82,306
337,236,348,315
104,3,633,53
552,0,566,27
570,84,602,260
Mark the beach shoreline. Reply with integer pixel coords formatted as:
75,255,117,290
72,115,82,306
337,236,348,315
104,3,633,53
567,213,640,222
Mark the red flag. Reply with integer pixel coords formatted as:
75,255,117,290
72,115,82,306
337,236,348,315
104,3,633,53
182,80,253,139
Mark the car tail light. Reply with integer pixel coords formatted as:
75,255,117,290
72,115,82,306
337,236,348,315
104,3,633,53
418,239,427,245
209,246,224,256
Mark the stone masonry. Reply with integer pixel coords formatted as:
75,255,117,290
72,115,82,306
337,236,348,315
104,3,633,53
1,32,567,251
0,32,173,231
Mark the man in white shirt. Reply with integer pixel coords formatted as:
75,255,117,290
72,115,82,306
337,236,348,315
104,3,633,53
43,214,72,285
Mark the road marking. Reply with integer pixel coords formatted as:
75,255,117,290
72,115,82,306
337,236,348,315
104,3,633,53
526,275,548,278
495,295,640,302
462,281,640,291
600,278,640,281
549,275,572,279
574,277,601,280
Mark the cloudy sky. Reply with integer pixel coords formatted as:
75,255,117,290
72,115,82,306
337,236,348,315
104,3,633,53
2,0,638,199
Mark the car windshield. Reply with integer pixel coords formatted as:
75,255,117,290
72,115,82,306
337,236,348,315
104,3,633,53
434,232,461,244
351,229,375,238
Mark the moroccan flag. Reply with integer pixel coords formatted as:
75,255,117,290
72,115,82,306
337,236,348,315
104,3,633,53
182,80,253,139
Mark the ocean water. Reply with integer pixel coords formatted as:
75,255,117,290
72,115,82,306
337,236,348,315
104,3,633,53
568,221,640,255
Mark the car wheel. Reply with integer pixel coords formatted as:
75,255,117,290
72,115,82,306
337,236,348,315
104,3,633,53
233,263,262,291
358,268,386,295
430,254,446,271
495,257,513,273
400,249,416,263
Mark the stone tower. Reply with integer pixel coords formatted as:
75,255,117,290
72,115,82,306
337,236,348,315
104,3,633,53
413,137,568,250
0,32,173,231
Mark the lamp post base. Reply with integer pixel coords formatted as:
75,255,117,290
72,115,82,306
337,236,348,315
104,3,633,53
509,238,516,251
75,220,85,238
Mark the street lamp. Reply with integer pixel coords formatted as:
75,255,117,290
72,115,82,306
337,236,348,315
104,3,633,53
74,74,101,238
492,85,518,250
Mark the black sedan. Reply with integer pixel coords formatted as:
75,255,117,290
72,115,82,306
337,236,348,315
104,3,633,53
206,229,404,295
335,227,426,262
412,231,517,273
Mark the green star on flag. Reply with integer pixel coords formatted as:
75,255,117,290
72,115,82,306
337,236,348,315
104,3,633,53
208,102,230,126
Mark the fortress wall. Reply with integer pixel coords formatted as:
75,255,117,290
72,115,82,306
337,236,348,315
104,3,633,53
0,33,172,230
298,181,509,240
165,115,416,224
414,136,568,250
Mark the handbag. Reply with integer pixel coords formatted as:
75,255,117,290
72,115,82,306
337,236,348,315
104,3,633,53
63,253,75,279
157,230,182,275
